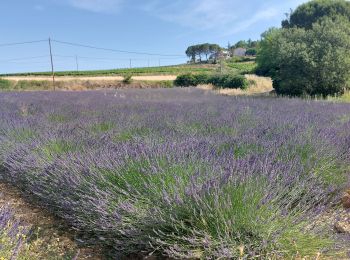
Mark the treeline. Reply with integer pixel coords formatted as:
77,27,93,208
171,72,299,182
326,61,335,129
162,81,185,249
185,43,221,62
256,0,350,96
185,39,260,63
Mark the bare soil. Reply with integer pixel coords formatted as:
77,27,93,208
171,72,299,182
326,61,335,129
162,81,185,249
0,183,103,259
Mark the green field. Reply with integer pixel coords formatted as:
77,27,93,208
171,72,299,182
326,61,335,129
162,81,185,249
0,64,215,77
0,59,257,77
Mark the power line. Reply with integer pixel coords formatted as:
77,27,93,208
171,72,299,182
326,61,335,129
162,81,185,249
0,39,47,47
51,39,185,57
0,55,49,63
53,54,184,61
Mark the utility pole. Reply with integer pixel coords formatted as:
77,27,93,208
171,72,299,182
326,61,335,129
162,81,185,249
148,59,150,68
75,55,79,72
129,59,132,69
48,37,55,91
158,59,161,67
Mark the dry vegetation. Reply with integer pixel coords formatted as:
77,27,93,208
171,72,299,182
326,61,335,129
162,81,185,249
197,74,273,96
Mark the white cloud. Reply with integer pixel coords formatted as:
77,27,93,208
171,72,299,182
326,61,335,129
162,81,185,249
56,0,309,34
141,0,309,35
65,0,124,13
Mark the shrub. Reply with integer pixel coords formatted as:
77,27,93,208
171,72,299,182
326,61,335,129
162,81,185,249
175,73,249,89
174,73,198,87
0,78,12,90
206,74,225,86
223,75,249,89
122,74,133,84
193,73,211,85
207,74,249,89
246,48,257,56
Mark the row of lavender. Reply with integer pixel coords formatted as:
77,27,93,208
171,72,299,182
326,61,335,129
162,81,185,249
0,89,349,258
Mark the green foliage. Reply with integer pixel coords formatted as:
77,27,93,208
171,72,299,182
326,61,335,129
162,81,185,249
174,73,198,87
185,43,221,62
91,122,114,133
122,74,133,84
232,39,259,49
40,140,78,160
255,28,281,76
174,73,248,89
0,78,12,90
246,48,257,56
48,114,68,123
0,65,215,77
209,74,249,89
15,80,52,90
282,0,350,29
226,61,257,74
257,16,350,96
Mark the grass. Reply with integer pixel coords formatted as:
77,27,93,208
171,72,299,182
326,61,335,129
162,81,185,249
226,60,257,74
0,64,217,77
0,60,256,78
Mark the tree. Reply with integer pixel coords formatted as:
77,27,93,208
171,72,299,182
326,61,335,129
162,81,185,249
257,16,350,96
185,44,221,63
246,48,257,56
203,43,211,61
234,40,248,48
255,28,281,76
185,46,196,63
282,0,350,29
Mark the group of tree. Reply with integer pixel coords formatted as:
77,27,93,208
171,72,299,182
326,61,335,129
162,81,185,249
185,40,260,63
256,0,350,96
185,43,221,62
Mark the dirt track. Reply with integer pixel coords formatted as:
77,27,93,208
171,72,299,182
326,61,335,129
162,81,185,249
3,75,177,82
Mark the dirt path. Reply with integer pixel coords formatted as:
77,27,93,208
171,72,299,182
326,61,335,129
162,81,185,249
0,183,103,259
3,75,177,82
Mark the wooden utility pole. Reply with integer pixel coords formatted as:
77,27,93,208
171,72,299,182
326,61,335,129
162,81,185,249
48,37,55,91
129,59,132,69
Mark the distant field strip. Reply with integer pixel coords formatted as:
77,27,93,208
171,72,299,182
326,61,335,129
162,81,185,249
3,75,177,82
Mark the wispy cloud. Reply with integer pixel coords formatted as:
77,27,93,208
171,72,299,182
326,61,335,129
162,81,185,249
141,0,309,36
64,0,124,13
56,0,309,34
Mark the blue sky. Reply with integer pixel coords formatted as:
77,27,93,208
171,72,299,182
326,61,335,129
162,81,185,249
0,0,308,73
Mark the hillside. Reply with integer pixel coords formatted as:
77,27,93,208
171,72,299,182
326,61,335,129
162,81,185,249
0,59,257,77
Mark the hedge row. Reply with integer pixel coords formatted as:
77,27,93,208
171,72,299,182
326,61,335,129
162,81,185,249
174,73,249,89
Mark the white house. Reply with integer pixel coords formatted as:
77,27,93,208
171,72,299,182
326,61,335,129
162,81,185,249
233,48,247,57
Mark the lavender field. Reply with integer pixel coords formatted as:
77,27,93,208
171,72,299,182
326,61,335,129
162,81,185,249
0,88,350,258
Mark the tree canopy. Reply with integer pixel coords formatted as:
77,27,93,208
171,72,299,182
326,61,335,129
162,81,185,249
257,0,350,96
185,44,221,62
282,0,350,29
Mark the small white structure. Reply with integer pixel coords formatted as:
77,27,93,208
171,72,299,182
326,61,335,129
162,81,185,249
233,48,247,57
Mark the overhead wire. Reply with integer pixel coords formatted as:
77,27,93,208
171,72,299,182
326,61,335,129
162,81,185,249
0,39,47,47
51,39,186,57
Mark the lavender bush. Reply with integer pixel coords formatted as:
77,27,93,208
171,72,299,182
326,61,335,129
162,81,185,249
0,88,349,258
